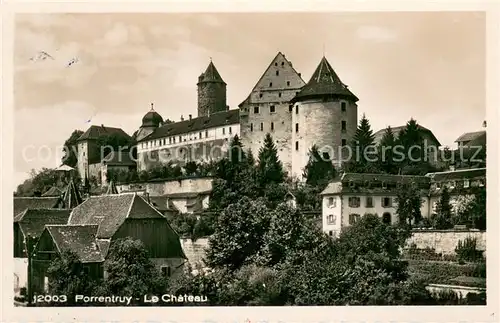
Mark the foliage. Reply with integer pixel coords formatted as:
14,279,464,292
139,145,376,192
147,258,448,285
97,238,168,301
430,290,486,305
166,213,215,241
430,186,454,229
343,114,379,174
95,133,135,161
257,133,285,189
15,168,79,197
456,188,486,230
46,250,99,305
302,145,336,187
455,237,484,263
205,197,271,271
291,183,323,211
61,129,84,168
378,126,399,174
395,181,424,228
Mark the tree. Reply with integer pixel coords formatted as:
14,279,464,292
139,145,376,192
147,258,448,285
99,238,167,302
205,197,271,270
378,126,399,174
46,250,98,305
431,186,454,229
96,133,134,160
344,114,379,173
15,168,66,197
61,130,84,167
257,133,285,188
395,182,423,228
184,161,198,176
302,145,336,188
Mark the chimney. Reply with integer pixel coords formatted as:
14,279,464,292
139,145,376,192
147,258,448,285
181,115,184,121
189,114,192,121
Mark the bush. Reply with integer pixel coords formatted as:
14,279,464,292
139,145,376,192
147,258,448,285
455,237,483,263
430,290,486,305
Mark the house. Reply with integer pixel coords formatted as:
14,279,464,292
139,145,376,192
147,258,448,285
426,167,486,215
455,131,486,148
30,193,187,294
320,173,431,238
13,209,72,294
13,180,82,294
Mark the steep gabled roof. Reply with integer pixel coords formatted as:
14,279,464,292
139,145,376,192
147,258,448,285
45,224,105,263
61,180,83,209
76,125,132,142
14,209,71,238
197,61,226,84
138,109,239,142
41,186,64,197
239,52,305,107
13,197,61,218
292,56,358,103
67,194,165,238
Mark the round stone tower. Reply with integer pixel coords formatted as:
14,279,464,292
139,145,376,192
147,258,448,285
290,56,359,178
197,60,227,117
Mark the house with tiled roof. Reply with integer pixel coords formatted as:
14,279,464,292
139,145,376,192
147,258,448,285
373,124,441,147
320,168,486,238
76,124,133,185
30,193,187,294
13,180,83,294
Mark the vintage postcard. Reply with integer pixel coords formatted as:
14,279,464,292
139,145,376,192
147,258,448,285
2,1,499,322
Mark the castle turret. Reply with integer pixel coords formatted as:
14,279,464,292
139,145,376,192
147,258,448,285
290,56,359,177
197,60,227,117
136,103,163,142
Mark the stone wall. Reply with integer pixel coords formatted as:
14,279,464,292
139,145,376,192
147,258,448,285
117,177,214,196
180,238,209,267
406,230,486,255
197,82,227,117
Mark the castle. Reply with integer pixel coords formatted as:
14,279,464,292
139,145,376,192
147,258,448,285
130,52,358,180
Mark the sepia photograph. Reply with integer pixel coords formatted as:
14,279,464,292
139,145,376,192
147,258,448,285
4,5,498,320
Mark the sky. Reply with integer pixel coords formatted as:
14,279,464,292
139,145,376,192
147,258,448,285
13,12,486,189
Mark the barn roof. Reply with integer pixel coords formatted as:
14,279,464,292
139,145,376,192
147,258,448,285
77,125,132,142
373,124,441,146
13,197,61,218
455,131,486,143
14,208,71,238
45,224,105,263
67,194,165,238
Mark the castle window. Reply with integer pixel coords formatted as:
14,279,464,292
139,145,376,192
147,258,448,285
270,106,276,113
281,62,284,66
382,197,393,208
173,137,176,143
289,105,293,112
274,62,278,66
295,123,299,133
287,81,290,86
342,139,347,146
327,214,336,225
322,152,330,160
260,123,264,131
278,92,281,98
178,136,181,142
259,93,263,98
366,196,373,208
348,197,361,208
229,127,232,134
276,71,279,76
222,128,225,135
295,141,299,151
341,101,347,112
250,123,253,132
254,106,259,114
295,106,299,114
271,122,274,131
269,82,273,87
341,121,347,132
161,266,171,277
205,130,208,138
169,137,172,144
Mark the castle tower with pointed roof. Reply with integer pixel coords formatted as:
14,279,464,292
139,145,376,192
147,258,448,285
290,56,358,177
238,52,306,171
197,60,227,117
